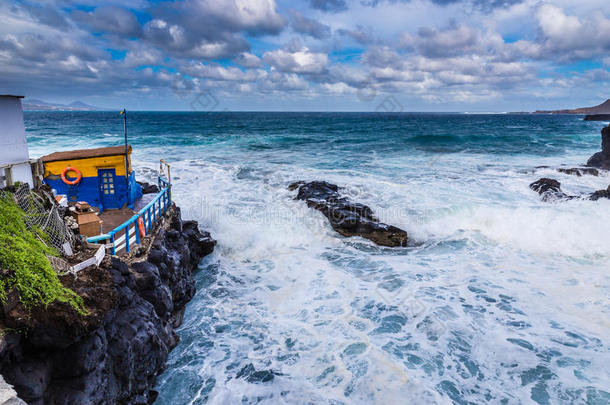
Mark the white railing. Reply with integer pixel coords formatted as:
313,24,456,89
87,173,171,255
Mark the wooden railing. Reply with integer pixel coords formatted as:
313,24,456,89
87,174,171,255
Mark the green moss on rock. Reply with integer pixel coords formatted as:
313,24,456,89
0,193,86,315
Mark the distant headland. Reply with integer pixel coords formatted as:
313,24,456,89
534,99,610,115
22,98,109,111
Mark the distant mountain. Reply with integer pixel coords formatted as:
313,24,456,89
22,98,108,111
535,99,610,114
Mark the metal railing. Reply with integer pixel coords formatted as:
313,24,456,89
87,173,171,255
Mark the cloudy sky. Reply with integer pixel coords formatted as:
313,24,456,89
1,0,609,111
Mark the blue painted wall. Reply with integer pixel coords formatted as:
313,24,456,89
45,172,142,211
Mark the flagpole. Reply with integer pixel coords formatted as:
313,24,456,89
122,109,130,204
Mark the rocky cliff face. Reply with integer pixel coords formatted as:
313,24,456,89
0,205,215,405
535,99,610,114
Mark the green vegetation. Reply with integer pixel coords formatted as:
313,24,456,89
0,192,86,315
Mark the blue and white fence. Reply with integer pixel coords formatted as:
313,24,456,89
87,175,171,255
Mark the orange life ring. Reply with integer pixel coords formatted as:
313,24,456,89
61,166,82,186
138,217,146,238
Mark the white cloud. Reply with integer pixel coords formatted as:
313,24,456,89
262,47,329,74
182,63,265,82
236,52,262,68
510,4,610,61
256,71,310,92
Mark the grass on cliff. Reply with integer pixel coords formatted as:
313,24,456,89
0,192,86,315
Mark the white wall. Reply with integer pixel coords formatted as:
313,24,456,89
0,96,34,187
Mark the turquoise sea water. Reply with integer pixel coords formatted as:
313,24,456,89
25,112,610,404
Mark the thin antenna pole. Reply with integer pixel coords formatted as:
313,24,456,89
123,109,130,204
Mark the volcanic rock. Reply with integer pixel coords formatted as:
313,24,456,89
137,181,159,194
289,181,408,247
557,168,599,177
530,178,610,202
529,178,574,201
584,114,610,121
589,185,610,201
586,126,610,169
0,205,216,405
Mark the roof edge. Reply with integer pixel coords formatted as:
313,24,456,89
41,145,133,163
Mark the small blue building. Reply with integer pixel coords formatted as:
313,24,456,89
41,145,142,211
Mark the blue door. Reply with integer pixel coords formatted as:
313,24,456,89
99,169,119,210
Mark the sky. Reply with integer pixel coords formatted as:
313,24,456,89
0,0,609,111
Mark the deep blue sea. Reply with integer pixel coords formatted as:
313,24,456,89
25,112,610,404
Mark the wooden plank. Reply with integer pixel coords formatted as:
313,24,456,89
69,245,106,274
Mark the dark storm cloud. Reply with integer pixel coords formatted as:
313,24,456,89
151,0,285,38
290,10,331,39
21,2,71,30
143,19,251,59
0,32,103,65
416,22,481,58
72,6,143,37
140,0,285,59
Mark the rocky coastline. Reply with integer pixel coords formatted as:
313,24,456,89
584,114,610,121
0,205,215,405
530,124,610,201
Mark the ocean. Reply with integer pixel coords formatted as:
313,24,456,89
24,112,610,404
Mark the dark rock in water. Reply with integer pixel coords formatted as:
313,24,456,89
586,126,610,169
589,185,610,201
137,181,160,194
557,168,599,177
289,181,408,247
584,114,610,121
236,363,280,383
530,178,610,202
586,152,608,169
529,178,561,194
529,178,575,201
0,205,216,405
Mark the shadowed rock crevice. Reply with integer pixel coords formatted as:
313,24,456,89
289,181,408,247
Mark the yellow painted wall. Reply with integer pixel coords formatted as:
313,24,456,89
44,154,132,178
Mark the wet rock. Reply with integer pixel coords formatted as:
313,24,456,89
137,181,159,195
530,178,561,194
289,181,408,247
529,178,575,201
589,185,610,201
530,178,610,202
0,205,216,405
557,167,599,177
236,363,280,383
586,126,610,169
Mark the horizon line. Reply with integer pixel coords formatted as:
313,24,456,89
21,109,564,114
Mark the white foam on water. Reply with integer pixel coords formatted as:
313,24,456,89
145,149,610,404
